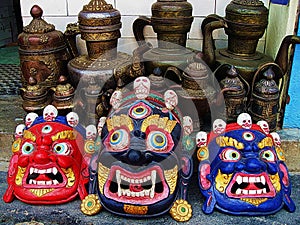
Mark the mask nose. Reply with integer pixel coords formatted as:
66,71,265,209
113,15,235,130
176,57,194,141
32,136,54,164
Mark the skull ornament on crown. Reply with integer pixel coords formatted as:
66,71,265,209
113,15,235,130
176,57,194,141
197,113,295,215
3,106,91,204
81,77,195,222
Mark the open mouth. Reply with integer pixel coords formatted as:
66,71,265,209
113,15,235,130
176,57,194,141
226,172,276,198
104,165,171,205
24,166,65,188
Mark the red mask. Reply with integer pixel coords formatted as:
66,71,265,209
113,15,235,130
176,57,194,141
4,116,89,204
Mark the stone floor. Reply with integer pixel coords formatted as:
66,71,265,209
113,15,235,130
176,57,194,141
0,171,299,225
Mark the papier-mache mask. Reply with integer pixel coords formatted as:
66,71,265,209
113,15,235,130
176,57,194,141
81,77,195,222
197,113,295,215
3,105,92,204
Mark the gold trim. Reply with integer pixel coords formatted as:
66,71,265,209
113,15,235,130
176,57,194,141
61,168,75,188
269,173,281,192
216,136,244,150
141,115,177,133
51,130,77,142
106,115,134,131
240,197,268,206
164,165,178,195
29,188,54,197
12,138,22,153
169,199,192,222
258,137,273,149
215,169,232,193
81,194,102,215
123,204,148,215
23,130,36,142
98,163,110,194
197,146,209,161
15,166,26,186
275,146,286,161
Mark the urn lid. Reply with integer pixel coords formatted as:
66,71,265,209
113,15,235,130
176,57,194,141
254,67,279,95
78,0,121,37
18,5,66,51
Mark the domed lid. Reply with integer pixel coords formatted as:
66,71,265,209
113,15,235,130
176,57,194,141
254,67,279,95
18,5,66,51
78,0,121,28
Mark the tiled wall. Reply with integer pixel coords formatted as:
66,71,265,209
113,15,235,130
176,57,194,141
20,0,269,52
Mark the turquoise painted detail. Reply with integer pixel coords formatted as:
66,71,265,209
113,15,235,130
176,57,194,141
283,20,300,128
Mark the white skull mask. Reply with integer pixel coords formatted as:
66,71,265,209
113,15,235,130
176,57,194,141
257,120,270,134
237,113,252,129
213,119,226,134
134,76,150,99
15,124,26,138
110,90,123,110
43,105,58,122
196,131,207,147
86,124,97,140
66,112,79,127
164,90,178,110
183,116,193,135
25,112,38,128
270,132,281,147
97,117,107,135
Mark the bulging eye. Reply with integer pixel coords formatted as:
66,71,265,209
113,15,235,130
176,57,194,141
260,150,276,162
108,129,129,151
53,143,70,155
147,131,167,152
220,148,241,162
21,142,35,154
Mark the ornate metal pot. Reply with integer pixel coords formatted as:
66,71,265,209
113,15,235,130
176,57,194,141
133,0,194,75
68,0,151,124
18,5,72,112
201,0,300,84
248,63,280,132
215,64,249,123
165,59,218,130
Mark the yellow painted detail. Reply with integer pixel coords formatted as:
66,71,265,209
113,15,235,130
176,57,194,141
258,137,273,149
51,130,77,142
169,199,192,222
61,168,75,188
107,115,134,131
23,130,36,142
123,204,148,215
98,163,110,194
164,165,178,195
215,169,232,193
141,114,177,133
216,136,244,150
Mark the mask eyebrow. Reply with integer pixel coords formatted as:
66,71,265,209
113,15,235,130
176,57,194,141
141,114,177,133
51,130,77,141
23,130,36,142
106,115,134,132
258,137,273,149
216,136,244,150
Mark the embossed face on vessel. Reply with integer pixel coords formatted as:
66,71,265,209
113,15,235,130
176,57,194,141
198,123,295,215
4,116,89,204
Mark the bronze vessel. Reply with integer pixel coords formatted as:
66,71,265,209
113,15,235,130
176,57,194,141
215,64,248,123
18,5,72,112
201,0,300,129
165,59,218,130
248,63,280,132
133,0,194,75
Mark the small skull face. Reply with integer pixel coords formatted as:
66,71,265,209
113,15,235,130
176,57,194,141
43,105,58,122
270,132,281,147
86,125,97,140
110,90,123,110
183,116,193,135
196,131,207,147
237,113,252,129
213,119,226,134
164,90,178,110
257,120,270,134
66,112,79,127
25,113,38,128
15,124,26,138
97,117,106,135
134,76,150,99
